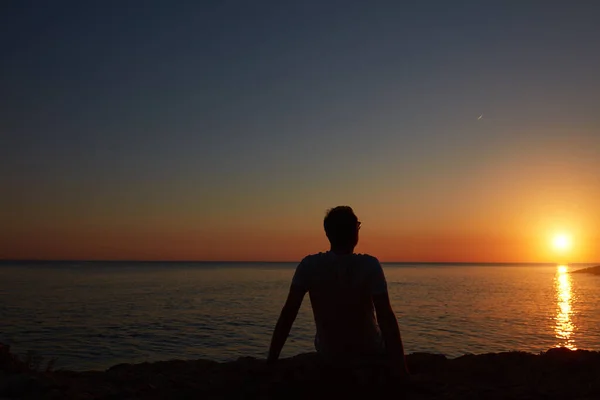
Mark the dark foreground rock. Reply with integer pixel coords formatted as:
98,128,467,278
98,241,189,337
2,346,600,399
571,265,600,275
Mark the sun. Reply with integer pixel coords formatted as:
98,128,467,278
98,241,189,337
552,234,572,252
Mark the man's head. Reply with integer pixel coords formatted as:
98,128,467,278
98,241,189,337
323,206,361,250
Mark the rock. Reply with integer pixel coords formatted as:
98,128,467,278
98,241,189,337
406,352,447,373
571,265,600,275
0,374,44,397
3,348,600,399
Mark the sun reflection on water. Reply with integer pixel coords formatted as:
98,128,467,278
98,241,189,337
555,265,576,350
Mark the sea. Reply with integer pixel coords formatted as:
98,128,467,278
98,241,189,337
1,261,599,371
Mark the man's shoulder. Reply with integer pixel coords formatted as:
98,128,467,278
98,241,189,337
300,252,330,265
353,253,381,265
301,252,380,263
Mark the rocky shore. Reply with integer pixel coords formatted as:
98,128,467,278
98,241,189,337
2,345,600,399
571,265,600,275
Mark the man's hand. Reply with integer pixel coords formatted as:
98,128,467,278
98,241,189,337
390,365,411,382
266,354,278,367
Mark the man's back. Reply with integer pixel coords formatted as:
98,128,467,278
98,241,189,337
267,206,408,377
291,251,387,359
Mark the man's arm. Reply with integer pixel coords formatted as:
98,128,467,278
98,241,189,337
368,258,409,375
373,291,409,374
267,285,305,364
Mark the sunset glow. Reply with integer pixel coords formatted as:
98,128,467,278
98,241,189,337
552,234,572,253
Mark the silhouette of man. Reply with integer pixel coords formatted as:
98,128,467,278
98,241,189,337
267,206,409,377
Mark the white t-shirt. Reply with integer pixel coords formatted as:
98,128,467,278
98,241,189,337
291,251,387,358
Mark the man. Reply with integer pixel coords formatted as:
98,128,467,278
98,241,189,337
267,206,409,377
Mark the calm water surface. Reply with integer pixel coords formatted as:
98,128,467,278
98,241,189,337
1,262,599,370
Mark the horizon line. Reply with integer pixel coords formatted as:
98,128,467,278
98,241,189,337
1,259,597,265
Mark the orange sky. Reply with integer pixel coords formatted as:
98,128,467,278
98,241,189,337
3,160,599,262
4,128,600,263
2,4,600,263
2,225,599,263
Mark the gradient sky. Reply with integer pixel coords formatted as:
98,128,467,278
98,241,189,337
2,1,599,262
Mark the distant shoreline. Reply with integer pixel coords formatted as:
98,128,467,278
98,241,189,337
571,265,600,275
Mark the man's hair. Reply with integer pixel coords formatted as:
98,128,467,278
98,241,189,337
323,206,359,247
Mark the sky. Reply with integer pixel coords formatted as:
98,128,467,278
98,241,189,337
1,1,599,262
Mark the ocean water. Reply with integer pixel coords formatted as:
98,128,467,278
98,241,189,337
1,261,599,371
